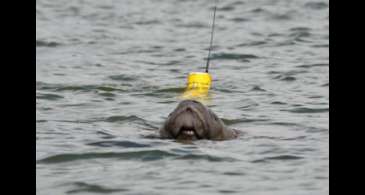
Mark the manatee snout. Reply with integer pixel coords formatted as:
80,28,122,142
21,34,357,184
160,100,238,140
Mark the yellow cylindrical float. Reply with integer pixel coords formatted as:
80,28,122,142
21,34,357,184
181,72,212,100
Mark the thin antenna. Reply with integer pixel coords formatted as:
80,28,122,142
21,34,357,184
205,0,218,73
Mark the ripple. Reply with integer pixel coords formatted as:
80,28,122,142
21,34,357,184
37,150,177,164
104,115,141,123
269,122,300,126
270,101,287,105
223,171,246,176
252,155,303,163
87,140,150,148
155,87,184,93
283,107,329,113
210,53,259,62
230,17,250,23
37,82,127,93
251,8,265,13
236,41,266,47
289,31,312,43
274,75,297,81
312,44,329,48
174,48,186,52
96,86,126,92
36,40,61,47
108,74,138,81
177,22,208,29
176,154,237,162
222,118,268,125
297,63,328,68
270,13,293,21
97,92,115,97
38,150,237,164
36,93,64,101
135,19,161,25
96,130,116,139
238,103,259,110
321,83,329,87
66,182,128,194
251,85,266,92
305,2,328,10
290,27,312,32
218,5,235,11
306,127,328,133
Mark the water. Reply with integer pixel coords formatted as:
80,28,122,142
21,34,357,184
36,0,329,194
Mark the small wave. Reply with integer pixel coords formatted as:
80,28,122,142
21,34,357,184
308,95,323,99
174,48,186,52
176,154,237,162
274,75,296,82
270,13,293,21
222,118,268,125
251,8,265,13
218,190,238,194
210,53,259,61
223,171,246,176
104,115,141,123
87,140,150,148
135,20,161,25
321,83,329,87
305,2,328,10
37,83,92,92
36,93,64,101
312,44,329,48
155,87,184,93
37,82,126,93
97,92,115,98
238,103,259,110
275,40,295,46
290,27,312,32
36,40,61,47
251,86,266,92
306,127,328,133
283,107,328,113
289,31,312,40
177,22,208,29
236,41,266,47
37,150,177,164
38,149,237,164
217,5,235,11
66,182,128,194
270,101,287,105
280,136,307,141
96,130,116,139
269,122,299,126
297,63,328,68
251,155,303,163
95,86,126,92
108,74,138,81
230,17,250,23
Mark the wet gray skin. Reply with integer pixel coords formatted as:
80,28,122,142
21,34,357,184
160,100,239,140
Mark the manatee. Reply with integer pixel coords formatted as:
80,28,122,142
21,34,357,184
160,100,239,140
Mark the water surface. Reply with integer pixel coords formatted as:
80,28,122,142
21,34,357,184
36,0,329,194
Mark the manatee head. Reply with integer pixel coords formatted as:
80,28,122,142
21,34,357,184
160,100,237,140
